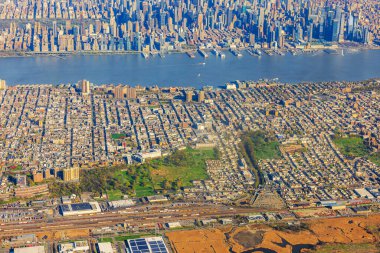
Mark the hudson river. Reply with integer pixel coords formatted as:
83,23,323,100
1,49,379,88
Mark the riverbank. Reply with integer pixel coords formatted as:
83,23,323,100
0,49,187,58
0,44,378,58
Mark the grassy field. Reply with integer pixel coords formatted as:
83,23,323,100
134,183,155,198
239,131,281,187
107,189,124,201
106,170,129,200
255,140,281,160
114,234,155,241
368,152,380,166
333,136,370,158
107,185,154,200
313,243,379,253
106,170,155,200
240,131,281,161
109,148,217,194
150,147,216,189
98,237,114,243
111,133,126,139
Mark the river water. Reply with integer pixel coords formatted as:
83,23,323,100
0,49,379,88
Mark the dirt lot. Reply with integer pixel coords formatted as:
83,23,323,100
292,208,336,218
166,214,380,253
35,229,90,240
233,230,266,249
308,216,377,244
312,243,379,253
166,228,231,253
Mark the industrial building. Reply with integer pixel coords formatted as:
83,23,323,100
12,246,45,253
58,241,89,253
126,237,169,253
59,202,101,216
96,242,114,253
107,199,135,209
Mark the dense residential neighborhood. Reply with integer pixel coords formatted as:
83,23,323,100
1,78,380,252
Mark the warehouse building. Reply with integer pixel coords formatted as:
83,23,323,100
59,202,101,216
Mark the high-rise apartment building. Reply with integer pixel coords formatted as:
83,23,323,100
198,90,205,103
126,87,137,99
63,167,80,182
114,85,137,99
0,79,6,90
114,85,126,99
185,91,193,102
79,80,91,95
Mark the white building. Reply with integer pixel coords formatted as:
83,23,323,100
354,188,375,199
96,242,114,253
58,241,89,253
141,149,162,159
166,222,182,229
107,199,135,209
59,202,101,216
225,83,236,90
13,246,45,253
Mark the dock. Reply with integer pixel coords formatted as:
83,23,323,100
186,51,196,58
231,50,243,57
198,49,209,58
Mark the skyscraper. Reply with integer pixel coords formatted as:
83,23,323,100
134,32,142,51
126,87,137,99
136,0,141,20
114,85,127,99
79,80,91,95
114,85,137,99
198,91,205,103
0,79,7,90
63,167,80,182
160,11,167,29
185,91,193,102
346,13,354,39
332,19,340,41
53,21,57,38
0,79,6,90
363,27,370,44
338,14,345,42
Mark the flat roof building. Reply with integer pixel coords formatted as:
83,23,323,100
96,242,114,253
355,188,375,199
13,246,45,253
59,202,101,216
127,237,169,253
145,195,168,203
58,241,89,253
63,167,80,182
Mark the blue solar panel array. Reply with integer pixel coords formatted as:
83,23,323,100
60,204,70,212
71,202,92,211
127,237,168,253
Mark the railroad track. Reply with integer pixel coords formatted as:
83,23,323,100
0,206,258,237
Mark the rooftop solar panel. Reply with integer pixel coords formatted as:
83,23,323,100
127,237,168,253
60,205,70,212
71,202,92,211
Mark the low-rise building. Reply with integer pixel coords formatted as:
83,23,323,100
59,202,101,216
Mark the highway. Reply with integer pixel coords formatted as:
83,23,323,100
0,204,259,238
